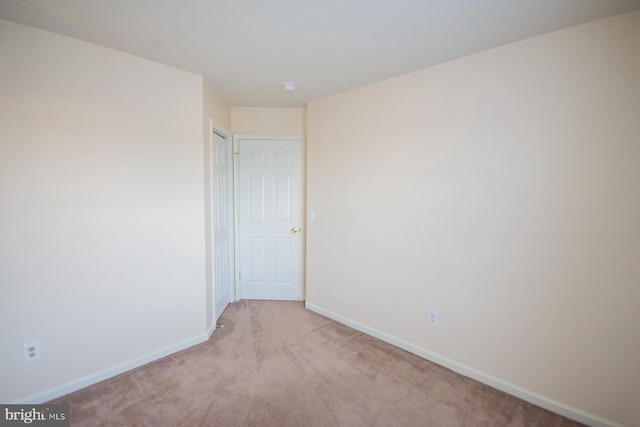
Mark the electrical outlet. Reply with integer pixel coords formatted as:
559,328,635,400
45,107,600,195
24,341,40,362
428,309,439,326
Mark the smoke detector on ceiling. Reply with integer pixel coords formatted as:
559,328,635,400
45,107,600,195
281,82,296,92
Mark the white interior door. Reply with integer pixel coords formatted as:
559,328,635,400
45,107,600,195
238,138,301,300
212,130,232,320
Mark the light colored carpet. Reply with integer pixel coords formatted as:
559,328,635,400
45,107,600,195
51,301,583,426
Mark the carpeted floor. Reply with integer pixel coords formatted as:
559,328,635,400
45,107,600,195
50,301,583,426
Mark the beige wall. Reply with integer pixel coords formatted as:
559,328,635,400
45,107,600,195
231,107,306,135
0,19,209,402
306,11,640,427
204,79,231,132
203,79,231,331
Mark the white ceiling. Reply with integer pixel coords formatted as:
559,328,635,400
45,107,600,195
1,0,639,107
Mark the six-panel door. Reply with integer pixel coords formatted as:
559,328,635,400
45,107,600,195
212,131,232,319
238,139,301,300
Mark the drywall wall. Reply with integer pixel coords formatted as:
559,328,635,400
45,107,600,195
203,79,231,332
306,11,640,427
204,80,231,132
231,107,306,135
0,19,208,402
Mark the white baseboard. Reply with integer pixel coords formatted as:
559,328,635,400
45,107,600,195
305,302,620,427
15,333,210,405
207,323,217,339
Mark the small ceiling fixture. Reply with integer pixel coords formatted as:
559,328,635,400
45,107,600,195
281,82,296,92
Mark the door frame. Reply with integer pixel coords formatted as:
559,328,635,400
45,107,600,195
208,120,234,331
232,134,306,301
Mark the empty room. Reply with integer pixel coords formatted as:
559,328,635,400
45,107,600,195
1,1,639,426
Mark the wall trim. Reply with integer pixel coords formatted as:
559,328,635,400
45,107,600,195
15,333,210,404
305,302,620,427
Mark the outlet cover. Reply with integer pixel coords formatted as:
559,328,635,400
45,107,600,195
428,309,439,326
24,340,40,362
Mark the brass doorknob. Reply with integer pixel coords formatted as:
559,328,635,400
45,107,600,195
291,227,299,233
